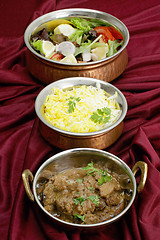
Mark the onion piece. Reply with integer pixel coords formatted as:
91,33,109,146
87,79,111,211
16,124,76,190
57,41,76,56
82,48,91,62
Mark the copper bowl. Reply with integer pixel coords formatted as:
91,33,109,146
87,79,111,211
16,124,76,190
22,148,148,230
35,77,127,149
24,8,129,84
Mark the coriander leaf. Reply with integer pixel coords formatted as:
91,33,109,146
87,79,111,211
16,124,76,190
76,97,81,102
102,107,111,115
88,195,100,205
82,161,94,170
90,112,103,124
76,178,83,183
103,116,110,123
98,170,111,185
73,196,86,205
97,109,104,115
88,187,93,191
82,161,100,175
90,112,100,123
90,107,111,124
74,214,85,223
67,96,81,113
82,162,102,175
82,162,112,185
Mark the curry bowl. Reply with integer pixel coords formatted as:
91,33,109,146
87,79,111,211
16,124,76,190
35,77,127,149
22,148,148,230
24,8,129,84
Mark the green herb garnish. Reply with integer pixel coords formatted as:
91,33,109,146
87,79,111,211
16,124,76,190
73,196,86,206
82,161,101,176
73,195,100,206
82,162,111,184
74,214,85,223
98,170,112,185
76,178,83,183
90,107,111,124
88,195,100,205
67,96,81,113
88,186,93,191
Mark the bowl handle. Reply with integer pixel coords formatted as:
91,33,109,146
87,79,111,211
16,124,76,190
22,169,34,201
132,161,148,193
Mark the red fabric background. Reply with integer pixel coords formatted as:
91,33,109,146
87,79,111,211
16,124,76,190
0,0,160,239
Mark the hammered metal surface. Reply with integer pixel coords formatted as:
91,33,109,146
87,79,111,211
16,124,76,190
27,49,128,84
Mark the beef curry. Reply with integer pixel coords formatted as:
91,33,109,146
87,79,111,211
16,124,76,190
36,161,133,225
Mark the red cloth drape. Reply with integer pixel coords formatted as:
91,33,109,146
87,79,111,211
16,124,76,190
0,0,160,239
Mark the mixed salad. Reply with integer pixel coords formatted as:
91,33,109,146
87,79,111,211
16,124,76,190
30,17,124,64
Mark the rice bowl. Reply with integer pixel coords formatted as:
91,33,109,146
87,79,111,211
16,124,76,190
35,77,127,149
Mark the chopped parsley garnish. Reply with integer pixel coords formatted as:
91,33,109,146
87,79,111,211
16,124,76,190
90,107,111,124
74,214,85,223
98,170,112,185
82,161,111,184
82,161,101,175
87,195,100,205
76,178,83,183
67,96,81,113
88,186,93,191
73,196,86,206
73,195,100,206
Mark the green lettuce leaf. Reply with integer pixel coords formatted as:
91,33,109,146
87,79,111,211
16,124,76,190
107,40,123,57
75,34,102,56
89,18,111,27
32,40,43,54
70,17,92,32
69,29,84,45
75,41,91,56
69,17,111,31
91,42,107,49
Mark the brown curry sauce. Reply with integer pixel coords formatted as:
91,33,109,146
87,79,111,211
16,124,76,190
36,160,133,225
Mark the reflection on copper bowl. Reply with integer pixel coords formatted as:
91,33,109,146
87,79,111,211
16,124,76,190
22,148,148,230
35,77,128,149
24,8,129,84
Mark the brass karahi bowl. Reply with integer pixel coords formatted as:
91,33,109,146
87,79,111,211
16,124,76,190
24,8,129,84
22,148,148,230
35,77,128,149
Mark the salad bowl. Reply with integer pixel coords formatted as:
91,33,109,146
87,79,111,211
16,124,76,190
24,8,129,84
35,77,128,149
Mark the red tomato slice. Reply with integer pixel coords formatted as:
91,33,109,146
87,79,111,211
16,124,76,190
94,26,115,43
107,26,124,40
50,53,64,61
